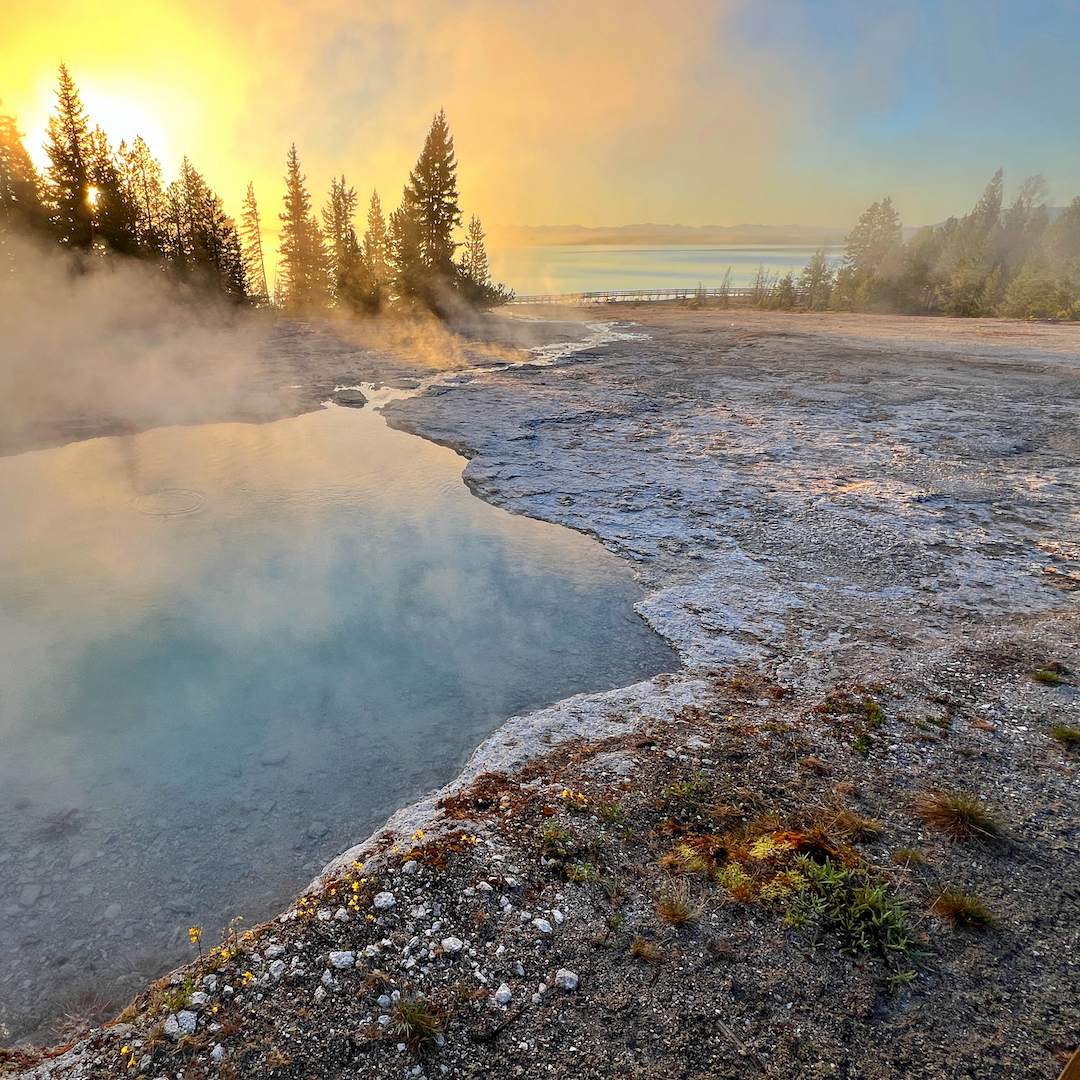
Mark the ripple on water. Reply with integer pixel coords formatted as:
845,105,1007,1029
134,489,205,516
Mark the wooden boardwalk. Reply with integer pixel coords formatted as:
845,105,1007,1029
508,286,756,306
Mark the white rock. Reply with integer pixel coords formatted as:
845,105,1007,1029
268,960,286,981
373,891,396,910
187,992,209,1010
552,909,565,924
441,936,464,953
328,951,355,969
314,985,327,1003
334,907,349,922
163,1015,180,1039
177,1010,198,1034
201,975,218,991
476,881,493,892
532,918,553,934
365,944,381,957
264,944,286,960
321,969,336,988
554,968,579,992
514,962,525,977
316,907,332,921
402,860,418,875
378,994,392,1008
378,1014,391,1026
210,1044,224,1062
494,983,513,1005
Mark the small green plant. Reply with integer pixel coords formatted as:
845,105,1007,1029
663,772,709,801
597,800,626,826
565,862,599,884
541,822,571,853
916,789,1003,843
1050,724,1080,750
391,994,443,1049
852,732,873,756
655,877,703,927
161,976,196,1014
1031,668,1067,685
786,857,911,962
931,886,996,931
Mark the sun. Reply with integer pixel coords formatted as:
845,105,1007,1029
78,83,175,172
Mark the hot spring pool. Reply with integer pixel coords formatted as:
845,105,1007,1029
0,393,676,1041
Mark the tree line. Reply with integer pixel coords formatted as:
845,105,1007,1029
0,64,509,315
751,172,1080,320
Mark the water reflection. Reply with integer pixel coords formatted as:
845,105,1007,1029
0,403,676,1040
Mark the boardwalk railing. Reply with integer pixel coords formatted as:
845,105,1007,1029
509,286,757,306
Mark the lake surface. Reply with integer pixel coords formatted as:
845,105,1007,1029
0,395,676,1041
488,243,844,295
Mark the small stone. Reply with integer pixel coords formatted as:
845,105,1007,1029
402,860,418,875
373,891,396,910
441,936,464,953
532,918,553,935
201,975,218,991
554,968,579,992
316,907,332,921
328,951,355,969
321,969,336,988
187,992,209,1010
365,944,381,958
476,881,492,892
314,985,327,1003
269,960,286,981
378,994,392,1008
163,1015,180,1039
177,1010,198,1034
19,884,42,908
335,907,349,922
264,945,286,960
552,909,564,924
519,911,532,922
514,962,525,977
378,1014,391,1026
494,983,513,1005
210,1044,224,1062
222,984,234,996
531,993,542,1005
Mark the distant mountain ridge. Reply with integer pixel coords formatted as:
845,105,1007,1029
487,222,848,248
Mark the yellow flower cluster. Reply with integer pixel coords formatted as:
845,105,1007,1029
460,833,479,844
118,1045,137,1070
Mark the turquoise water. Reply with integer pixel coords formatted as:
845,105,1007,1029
488,243,844,295
0,400,676,1039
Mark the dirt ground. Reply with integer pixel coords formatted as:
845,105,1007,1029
2,307,1078,1078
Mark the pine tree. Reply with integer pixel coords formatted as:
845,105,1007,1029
0,105,45,236
118,136,167,253
461,214,490,285
240,181,268,303
85,125,139,253
322,175,361,304
799,249,833,310
43,63,92,247
364,190,389,286
404,110,461,277
278,144,327,311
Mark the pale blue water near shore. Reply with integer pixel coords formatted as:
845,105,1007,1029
0,398,676,1037
488,243,844,295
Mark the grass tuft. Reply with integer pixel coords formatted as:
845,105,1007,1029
391,994,443,1049
891,846,927,866
1049,724,1080,750
1031,667,1067,685
655,877,703,927
931,886,996,931
915,789,1003,843
630,937,661,962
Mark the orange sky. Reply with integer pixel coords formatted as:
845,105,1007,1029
3,0,1077,258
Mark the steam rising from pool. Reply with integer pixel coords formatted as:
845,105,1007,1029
0,399,675,1042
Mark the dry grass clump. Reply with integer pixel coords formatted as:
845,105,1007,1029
48,987,119,1043
655,878,703,927
1030,666,1068,685
931,886,996,930
892,846,927,866
391,994,443,1049
915,789,1003,843
630,937,662,962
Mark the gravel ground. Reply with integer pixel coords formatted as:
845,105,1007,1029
3,308,1078,1079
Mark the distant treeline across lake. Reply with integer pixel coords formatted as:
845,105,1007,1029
488,244,844,295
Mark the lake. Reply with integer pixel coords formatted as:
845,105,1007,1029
0,392,676,1042
488,244,844,295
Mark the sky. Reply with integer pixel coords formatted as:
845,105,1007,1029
2,0,1079,245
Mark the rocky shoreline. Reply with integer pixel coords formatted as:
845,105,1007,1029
3,308,1079,1079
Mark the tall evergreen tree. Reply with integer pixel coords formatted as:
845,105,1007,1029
118,136,167,253
798,249,833,310
43,63,92,247
403,110,462,278
240,181,268,303
0,106,45,237
322,174,364,306
461,214,490,285
278,144,327,311
85,125,139,253
364,190,389,286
